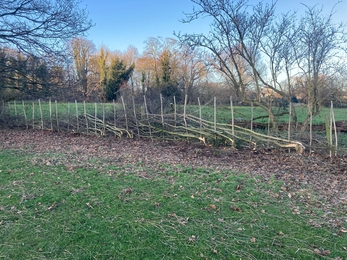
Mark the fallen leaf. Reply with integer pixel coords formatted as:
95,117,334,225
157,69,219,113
314,248,321,255
188,235,196,243
250,237,256,243
209,204,217,209
230,206,242,212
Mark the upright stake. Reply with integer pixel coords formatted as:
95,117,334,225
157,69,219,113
198,97,202,130
213,97,217,131
308,105,313,154
173,96,177,129
331,101,338,156
250,102,254,146
22,100,28,129
32,102,35,129
183,95,188,132
113,99,117,128
55,100,59,131
14,101,17,116
230,96,234,136
75,100,79,130
288,102,292,152
143,95,152,140
49,99,53,130
160,93,164,127
121,96,128,131
94,102,97,134
84,101,89,134
38,99,43,129
132,96,140,136
102,103,106,135
67,102,70,131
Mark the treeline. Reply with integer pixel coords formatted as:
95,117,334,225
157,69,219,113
1,1,347,125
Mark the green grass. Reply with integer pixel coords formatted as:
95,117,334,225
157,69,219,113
185,104,347,125
1,150,346,259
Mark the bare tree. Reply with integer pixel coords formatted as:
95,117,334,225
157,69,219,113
0,0,93,56
70,37,95,99
176,0,280,127
296,4,347,115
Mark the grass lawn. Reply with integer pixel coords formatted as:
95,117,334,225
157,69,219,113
0,149,346,259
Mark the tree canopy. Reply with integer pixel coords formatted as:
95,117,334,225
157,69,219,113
0,0,93,55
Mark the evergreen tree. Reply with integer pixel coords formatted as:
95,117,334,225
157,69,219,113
105,58,134,101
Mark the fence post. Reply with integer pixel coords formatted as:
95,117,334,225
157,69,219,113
94,102,97,134
183,95,188,132
67,102,70,131
143,95,152,140
198,97,202,131
288,102,292,153
14,101,17,116
132,96,140,136
55,100,59,131
173,96,177,129
213,97,217,131
22,100,28,129
160,94,164,127
250,102,254,145
84,101,89,134
308,105,312,154
113,99,117,128
38,99,43,129
75,100,79,130
102,103,105,135
331,101,338,156
121,96,128,132
49,99,53,130
32,102,35,129
230,96,234,137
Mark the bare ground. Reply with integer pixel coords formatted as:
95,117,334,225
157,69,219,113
1,129,346,224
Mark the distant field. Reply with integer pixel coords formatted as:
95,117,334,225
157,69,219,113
186,104,347,125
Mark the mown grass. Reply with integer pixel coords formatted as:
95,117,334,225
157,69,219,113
186,104,347,125
0,150,346,259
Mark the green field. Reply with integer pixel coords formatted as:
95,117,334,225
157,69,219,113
1,149,346,259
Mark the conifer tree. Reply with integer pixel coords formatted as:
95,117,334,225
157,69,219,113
105,58,134,101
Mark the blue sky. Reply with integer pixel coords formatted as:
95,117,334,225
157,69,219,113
80,0,347,53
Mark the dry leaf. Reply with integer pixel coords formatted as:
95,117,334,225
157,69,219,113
188,235,196,243
209,204,217,209
314,248,321,255
250,237,256,243
230,206,242,212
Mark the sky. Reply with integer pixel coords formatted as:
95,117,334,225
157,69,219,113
80,0,347,54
